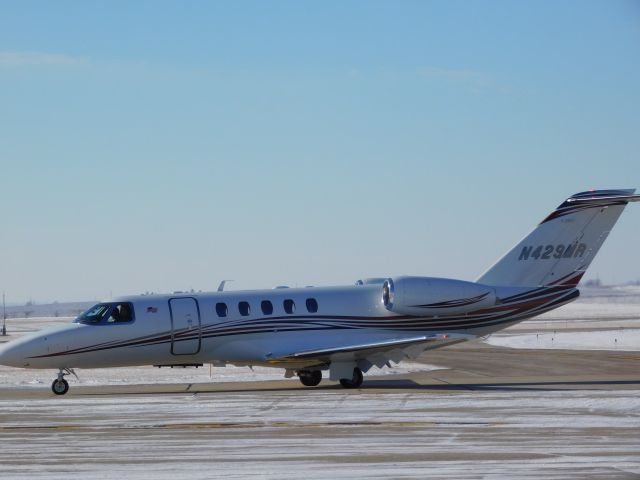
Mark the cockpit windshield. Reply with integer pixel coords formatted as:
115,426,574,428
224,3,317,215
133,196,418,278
75,303,134,325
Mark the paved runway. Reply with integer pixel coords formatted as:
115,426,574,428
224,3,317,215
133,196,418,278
1,343,639,479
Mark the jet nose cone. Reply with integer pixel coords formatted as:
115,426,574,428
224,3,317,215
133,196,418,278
0,341,27,367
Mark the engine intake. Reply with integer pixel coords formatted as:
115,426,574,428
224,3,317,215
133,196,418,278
382,276,496,316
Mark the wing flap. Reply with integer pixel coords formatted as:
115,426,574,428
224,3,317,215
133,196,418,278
279,333,470,363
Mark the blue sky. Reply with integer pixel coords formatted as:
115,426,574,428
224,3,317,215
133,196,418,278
1,1,639,303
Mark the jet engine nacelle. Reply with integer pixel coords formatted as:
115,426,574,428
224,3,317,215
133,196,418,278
382,276,496,316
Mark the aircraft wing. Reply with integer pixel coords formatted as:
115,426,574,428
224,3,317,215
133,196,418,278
267,333,473,370
286,335,449,359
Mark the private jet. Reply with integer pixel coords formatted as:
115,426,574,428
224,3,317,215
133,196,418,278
0,189,638,395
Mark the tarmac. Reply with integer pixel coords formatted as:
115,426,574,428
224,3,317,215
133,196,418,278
1,342,639,479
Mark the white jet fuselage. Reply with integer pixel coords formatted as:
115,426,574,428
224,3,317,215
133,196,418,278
0,280,577,371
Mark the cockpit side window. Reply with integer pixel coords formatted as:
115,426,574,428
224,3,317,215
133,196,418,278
107,303,134,323
76,302,135,325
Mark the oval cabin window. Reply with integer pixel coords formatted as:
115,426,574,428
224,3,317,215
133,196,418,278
216,303,228,317
238,301,251,316
261,300,273,315
283,299,295,314
305,298,318,313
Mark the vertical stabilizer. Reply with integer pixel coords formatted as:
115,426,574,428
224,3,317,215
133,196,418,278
477,189,639,287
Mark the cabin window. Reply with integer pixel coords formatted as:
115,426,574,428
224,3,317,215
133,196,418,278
306,298,318,313
261,300,273,315
75,302,134,325
216,302,228,317
283,299,295,314
239,301,251,316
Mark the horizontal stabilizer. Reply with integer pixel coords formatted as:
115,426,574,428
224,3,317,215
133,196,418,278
566,194,640,204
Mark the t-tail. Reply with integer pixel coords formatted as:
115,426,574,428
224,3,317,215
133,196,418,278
478,189,640,288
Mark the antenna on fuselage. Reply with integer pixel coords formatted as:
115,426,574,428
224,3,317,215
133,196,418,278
217,280,233,292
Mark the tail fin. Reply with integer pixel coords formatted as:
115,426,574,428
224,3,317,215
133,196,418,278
478,189,640,288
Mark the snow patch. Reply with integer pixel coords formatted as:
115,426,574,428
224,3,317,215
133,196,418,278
485,329,640,351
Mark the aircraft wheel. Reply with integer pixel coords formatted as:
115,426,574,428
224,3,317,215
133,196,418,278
51,378,69,396
298,370,322,387
339,367,363,388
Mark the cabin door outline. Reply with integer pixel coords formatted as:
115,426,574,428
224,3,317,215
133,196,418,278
168,297,202,355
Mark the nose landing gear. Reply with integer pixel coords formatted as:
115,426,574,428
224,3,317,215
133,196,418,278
51,368,76,396
52,377,68,395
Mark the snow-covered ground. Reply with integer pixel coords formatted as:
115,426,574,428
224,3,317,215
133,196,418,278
1,389,639,479
485,329,640,351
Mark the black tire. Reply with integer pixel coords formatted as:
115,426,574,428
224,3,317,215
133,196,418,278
51,378,69,396
298,370,322,387
339,367,363,388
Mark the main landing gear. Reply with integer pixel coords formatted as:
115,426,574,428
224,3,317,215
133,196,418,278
297,367,364,388
298,369,322,387
51,368,75,396
339,367,363,389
